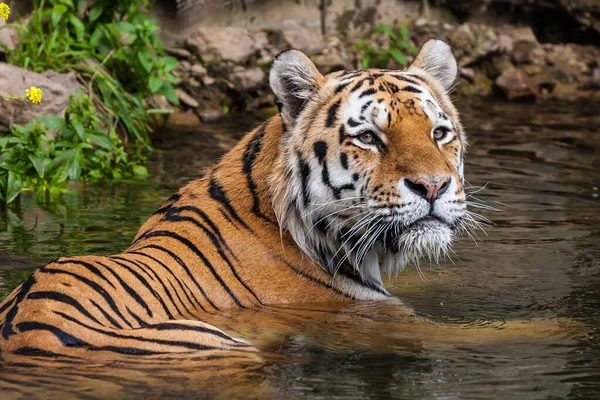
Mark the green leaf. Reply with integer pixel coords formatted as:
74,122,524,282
6,171,22,204
28,154,46,179
68,151,82,180
148,74,163,93
68,15,86,42
133,165,148,179
146,108,172,114
71,119,86,141
36,116,67,132
87,132,114,149
137,51,154,73
161,56,178,73
51,5,68,27
88,5,103,22
389,48,408,66
159,82,179,105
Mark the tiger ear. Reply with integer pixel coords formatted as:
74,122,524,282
409,39,458,93
269,50,324,127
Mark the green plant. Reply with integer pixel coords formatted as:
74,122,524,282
0,92,148,204
350,25,419,69
7,0,178,147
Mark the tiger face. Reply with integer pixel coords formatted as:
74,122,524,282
269,40,466,295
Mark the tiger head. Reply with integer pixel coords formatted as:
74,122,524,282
269,40,466,295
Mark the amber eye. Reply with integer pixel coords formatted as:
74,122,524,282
433,127,449,141
357,131,377,145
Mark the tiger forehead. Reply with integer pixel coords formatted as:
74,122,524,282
329,70,429,99
322,70,450,133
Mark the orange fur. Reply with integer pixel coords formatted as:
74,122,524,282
0,41,466,355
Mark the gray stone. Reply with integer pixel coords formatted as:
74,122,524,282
495,67,537,100
0,63,80,132
273,19,325,56
175,88,199,108
190,63,207,77
0,20,17,54
186,26,257,64
165,47,192,60
230,67,265,91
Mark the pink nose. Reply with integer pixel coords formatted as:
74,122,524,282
404,177,450,203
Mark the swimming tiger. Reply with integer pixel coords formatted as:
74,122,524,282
0,39,467,355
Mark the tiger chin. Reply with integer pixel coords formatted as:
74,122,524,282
0,39,467,355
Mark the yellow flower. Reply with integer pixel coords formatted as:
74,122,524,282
0,3,10,21
26,87,43,104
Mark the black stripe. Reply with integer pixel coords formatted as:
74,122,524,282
348,118,362,127
402,86,422,93
39,267,133,328
391,74,420,86
314,141,327,164
127,250,198,315
146,322,236,342
360,100,372,114
359,88,377,98
334,82,350,94
54,259,116,289
326,100,341,127
297,152,311,207
2,274,36,340
338,125,346,144
53,311,216,351
281,261,354,299
109,257,176,319
16,321,88,347
141,231,244,308
242,122,271,222
208,170,252,232
159,212,262,306
134,244,216,312
340,152,349,169
126,306,147,326
90,299,123,329
27,291,103,326
96,261,154,318
166,205,238,260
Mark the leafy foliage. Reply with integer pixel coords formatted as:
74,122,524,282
0,92,148,204
7,0,178,147
350,25,418,69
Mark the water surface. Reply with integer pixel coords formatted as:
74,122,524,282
0,100,599,399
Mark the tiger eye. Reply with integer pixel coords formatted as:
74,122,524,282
433,127,448,141
358,132,376,145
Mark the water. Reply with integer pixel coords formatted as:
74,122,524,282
0,100,599,399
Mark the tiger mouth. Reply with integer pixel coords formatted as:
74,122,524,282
376,216,451,251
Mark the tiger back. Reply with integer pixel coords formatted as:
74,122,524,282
0,39,467,355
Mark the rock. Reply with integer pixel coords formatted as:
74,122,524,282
197,107,224,122
0,63,80,132
230,67,265,91
175,88,199,109
147,94,174,111
190,63,207,78
186,27,258,64
559,0,600,33
0,20,17,55
167,112,201,127
312,53,349,74
495,68,538,100
504,26,539,64
165,47,192,60
202,76,215,86
188,77,201,88
272,19,325,56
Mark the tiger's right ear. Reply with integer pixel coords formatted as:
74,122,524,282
269,50,324,128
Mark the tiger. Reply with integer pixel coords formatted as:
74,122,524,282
0,39,467,356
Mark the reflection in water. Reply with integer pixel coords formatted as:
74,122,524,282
0,100,599,398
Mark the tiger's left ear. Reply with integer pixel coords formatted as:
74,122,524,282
270,50,324,128
409,39,458,93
